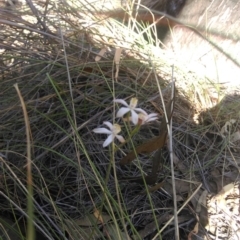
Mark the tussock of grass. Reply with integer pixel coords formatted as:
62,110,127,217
0,0,239,239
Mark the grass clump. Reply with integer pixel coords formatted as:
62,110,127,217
0,0,239,239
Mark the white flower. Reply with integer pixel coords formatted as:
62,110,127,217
114,97,147,125
137,112,158,125
93,121,125,147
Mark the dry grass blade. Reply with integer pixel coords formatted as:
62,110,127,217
14,84,35,240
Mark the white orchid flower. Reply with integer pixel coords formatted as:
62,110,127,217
114,97,147,125
137,112,158,125
93,121,125,147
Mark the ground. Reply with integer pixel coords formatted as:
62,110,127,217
0,1,239,239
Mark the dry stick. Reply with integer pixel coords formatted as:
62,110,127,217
14,83,35,240
168,67,179,240
152,65,178,239
112,47,130,240
156,72,179,239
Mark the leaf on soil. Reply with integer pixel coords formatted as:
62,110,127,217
136,213,172,239
74,212,111,227
163,179,198,195
196,190,209,230
93,208,104,225
187,215,199,240
95,47,107,62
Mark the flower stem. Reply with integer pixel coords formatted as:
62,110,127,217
114,124,141,153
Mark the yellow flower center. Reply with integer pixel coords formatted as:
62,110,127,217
112,124,121,135
129,97,138,109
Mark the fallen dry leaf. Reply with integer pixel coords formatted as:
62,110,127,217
95,47,107,62
93,208,104,225
74,213,111,227
187,215,199,240
114,47,122,80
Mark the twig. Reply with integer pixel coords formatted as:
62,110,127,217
169,66,179,240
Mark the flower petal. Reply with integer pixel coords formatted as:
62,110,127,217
148,116,158,122
103,134,114,147
145,117,158,123
138,112,158,124
93,128,112,134
116,107,130,118
131,110,139,125
138,113,148,121
116,135,125,143
114,99,129,107
134,108,148,115
148,113,158,118
103,121,113,130
146,113,158,122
